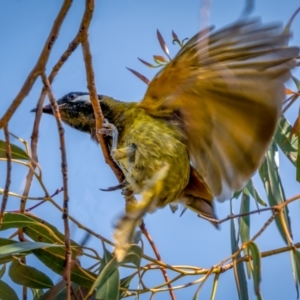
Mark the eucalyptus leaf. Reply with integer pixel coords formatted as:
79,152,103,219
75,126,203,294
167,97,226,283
119,273,136,299
259,144,291,244
0,264,5,279
0,140,29,160
0,280,19,300
9,259,53,289
88,247,119,299
274,116,297,166
122,244,142,267
239,188,251,279
0,241,62,258
0,213,39,231
247,242,262,297
32,248,95,288
230,203,249,300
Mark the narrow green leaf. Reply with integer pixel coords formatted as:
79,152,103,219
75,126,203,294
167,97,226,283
232,190,243,200
239,188,251,279
247,242,262,297
245,180,267,207
297,109,300,182
0,140,29,160
230,202,249,300
0,280,19,300
30,288,44,300
99,247,113,275
0,256,16,264
0,238,18,246
295,251,300,279
23,215,83,258
0,241,62,258
90,257,119,299
0,213,39,231
293,252,300,290
32,248,95,288
239,189,250,245
259,144,291,244
274,116,297,166
9,259,53,289
0,264,5,279
88,246,121,299
96,264,119,300
119,273,135,299
122,244,142,267
289,251,300,298
0,240,26,264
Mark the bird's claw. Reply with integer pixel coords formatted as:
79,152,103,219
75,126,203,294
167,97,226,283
98,118,115,136
98,118,119,151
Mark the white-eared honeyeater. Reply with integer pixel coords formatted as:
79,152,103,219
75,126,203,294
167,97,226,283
33,19,299,261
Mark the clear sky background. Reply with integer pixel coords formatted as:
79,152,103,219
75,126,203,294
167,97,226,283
1,1,300,299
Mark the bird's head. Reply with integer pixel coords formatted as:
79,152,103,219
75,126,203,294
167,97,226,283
31,92,126,139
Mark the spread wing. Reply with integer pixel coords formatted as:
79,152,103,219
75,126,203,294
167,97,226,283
139,18,299,201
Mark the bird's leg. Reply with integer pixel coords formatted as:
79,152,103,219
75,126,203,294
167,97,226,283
112,143,136,161
98,118,119,153
99,119,136,162
114,162,170,262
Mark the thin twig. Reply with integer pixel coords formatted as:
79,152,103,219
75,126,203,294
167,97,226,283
41,73,71,300
216,193,300,225
217,206,274,224
19,4,73,265
221,242,300,273
140,220,176,300
30,0,96,173
8,188,64,213
0,0,72,129
80,12,124,182
0,126,12,227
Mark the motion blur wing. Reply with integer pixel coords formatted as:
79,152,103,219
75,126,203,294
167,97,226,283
139,18,298,200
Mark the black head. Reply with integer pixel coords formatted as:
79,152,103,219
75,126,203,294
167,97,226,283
31,92,103,134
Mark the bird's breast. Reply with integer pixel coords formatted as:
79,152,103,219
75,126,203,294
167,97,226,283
115,115,190,206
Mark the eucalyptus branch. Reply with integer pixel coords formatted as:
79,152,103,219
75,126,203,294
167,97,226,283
41,73,72,299
140,220,176,299
81,19,124,183
0,126,12,226
0,0,72,128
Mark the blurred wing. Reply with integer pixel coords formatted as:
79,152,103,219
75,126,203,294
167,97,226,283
139,19,299,201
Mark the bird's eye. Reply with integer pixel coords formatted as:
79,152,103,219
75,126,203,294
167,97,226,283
67,93,77,101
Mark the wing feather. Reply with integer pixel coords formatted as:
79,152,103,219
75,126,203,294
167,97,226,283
139,18,299,200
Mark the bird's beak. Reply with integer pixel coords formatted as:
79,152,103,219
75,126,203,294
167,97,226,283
30,104,53,115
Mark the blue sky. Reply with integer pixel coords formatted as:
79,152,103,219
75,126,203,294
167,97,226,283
1,1,300,299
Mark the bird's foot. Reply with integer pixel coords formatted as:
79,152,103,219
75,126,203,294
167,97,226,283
100,180,127,192
98,118,119,150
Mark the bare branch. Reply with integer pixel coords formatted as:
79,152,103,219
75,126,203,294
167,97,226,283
0,126,12,226
0,0,72,129
140,220,176,300
41,73,71,299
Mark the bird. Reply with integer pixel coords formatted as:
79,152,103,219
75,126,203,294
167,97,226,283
33,18,298,261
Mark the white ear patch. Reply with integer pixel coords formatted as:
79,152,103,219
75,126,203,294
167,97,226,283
74,94,91,102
